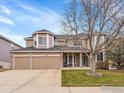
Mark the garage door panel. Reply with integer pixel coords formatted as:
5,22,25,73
32,57,61,69
15,57,30,69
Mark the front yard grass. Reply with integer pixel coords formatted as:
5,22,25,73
62,70,124,86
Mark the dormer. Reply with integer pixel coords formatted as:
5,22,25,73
32,29,54,48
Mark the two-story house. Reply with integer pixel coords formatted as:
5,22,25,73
11,29,104,69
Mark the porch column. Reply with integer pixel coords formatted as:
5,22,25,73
80,53,82,67
47,33,49,48
103,51,105,62
67,53,69,67
72,53,74,67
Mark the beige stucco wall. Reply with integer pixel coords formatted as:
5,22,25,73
54,38,67,46
55,38,89,48
67,39,73,47
57,41,66,46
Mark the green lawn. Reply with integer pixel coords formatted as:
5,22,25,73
62,70,124,86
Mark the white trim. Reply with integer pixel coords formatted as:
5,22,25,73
36,34,39,48
103,51,105,62
31,55,61,57
47,34,49,48
47,55,61,57
31,55,46,57
38,35,47,37
13,54,61,57
38,45,47,47
14,55,29,57
52,36,54,47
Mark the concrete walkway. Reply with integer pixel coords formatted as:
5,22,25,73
0,70,124,93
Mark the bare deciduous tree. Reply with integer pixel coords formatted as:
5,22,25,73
62,0,124,76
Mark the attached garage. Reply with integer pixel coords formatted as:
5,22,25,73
15,57,30,69
32,56,61,69
13,52,63,69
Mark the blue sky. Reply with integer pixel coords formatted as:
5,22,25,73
0,0,69,47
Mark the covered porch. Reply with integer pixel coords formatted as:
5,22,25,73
63,53,89,67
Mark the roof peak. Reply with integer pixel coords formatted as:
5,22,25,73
32,29,54,35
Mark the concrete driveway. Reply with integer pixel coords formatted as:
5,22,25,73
0,69,61,93
0,70,124,93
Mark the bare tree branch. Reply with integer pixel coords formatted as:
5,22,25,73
62,0,124,75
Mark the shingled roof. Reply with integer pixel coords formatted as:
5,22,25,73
0,34,22,48
25,31,103,40
24,32,88,40
55,33,88,39
32,29,54,35
11,46,89,53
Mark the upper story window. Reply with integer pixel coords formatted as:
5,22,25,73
38,37,47,45
74,41,82,46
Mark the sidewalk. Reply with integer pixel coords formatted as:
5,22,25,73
3,86,123,93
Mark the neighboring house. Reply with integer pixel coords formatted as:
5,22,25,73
0,34,22,69
11,29,105,69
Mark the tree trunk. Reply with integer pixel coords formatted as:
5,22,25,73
89,53,96,75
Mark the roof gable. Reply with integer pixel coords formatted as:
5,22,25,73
0,34,22,48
